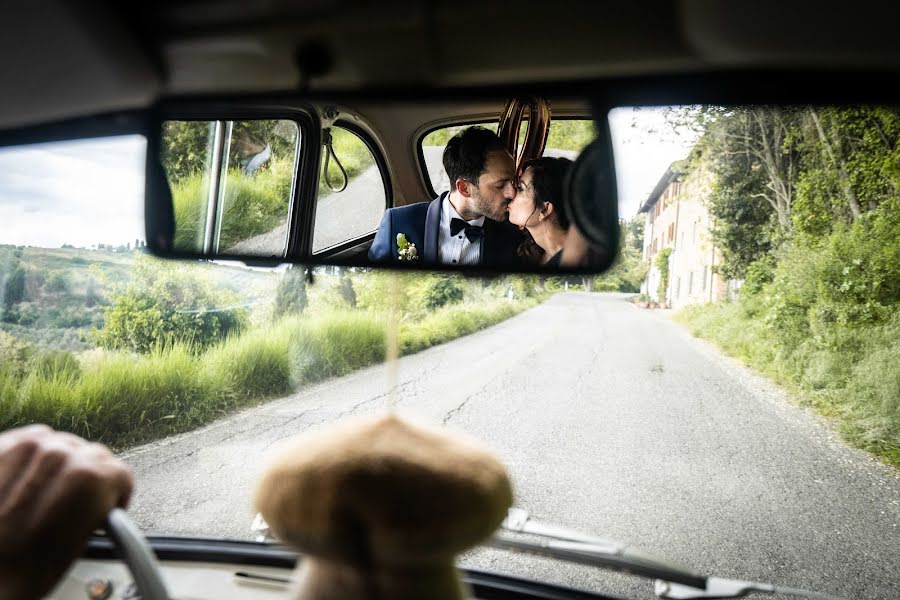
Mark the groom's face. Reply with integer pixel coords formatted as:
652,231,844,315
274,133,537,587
469,150,516,222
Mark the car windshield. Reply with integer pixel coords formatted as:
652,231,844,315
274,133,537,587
1,106,897,600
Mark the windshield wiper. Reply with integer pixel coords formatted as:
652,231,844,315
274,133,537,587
490,509,844,600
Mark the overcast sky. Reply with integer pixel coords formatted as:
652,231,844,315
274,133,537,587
0,109,697,249
0,135,146,248
608,106,700,219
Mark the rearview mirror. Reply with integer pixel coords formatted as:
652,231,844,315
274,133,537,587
144,96,620,274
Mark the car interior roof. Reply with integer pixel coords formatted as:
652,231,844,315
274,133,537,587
4,1,900,130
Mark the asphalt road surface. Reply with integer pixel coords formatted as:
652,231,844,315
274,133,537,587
121,293,900,600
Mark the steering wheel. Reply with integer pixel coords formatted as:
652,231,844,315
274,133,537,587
104,508,170,600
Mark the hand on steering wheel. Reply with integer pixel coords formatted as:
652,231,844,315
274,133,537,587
105,508,170,600
0,425,140,599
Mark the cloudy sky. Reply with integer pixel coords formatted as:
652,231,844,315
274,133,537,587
0,135,146,248
0,108,697,249
608,106,700,219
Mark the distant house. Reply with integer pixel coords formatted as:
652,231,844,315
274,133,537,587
639,156,735,309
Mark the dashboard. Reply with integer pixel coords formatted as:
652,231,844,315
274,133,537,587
45,537,618,600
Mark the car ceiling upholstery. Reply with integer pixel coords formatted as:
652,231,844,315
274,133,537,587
3,0,900,130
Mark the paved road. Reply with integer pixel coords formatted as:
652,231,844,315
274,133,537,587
121,293,900,599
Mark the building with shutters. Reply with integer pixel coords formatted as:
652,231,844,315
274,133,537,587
639,156,738,309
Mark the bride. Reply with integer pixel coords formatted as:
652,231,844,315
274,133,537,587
507,157,573,267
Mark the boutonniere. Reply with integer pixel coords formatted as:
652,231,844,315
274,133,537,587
396,233,418,262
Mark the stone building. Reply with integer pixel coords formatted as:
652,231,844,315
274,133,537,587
639,156,734,309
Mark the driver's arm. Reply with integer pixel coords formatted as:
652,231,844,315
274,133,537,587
0,425,133,600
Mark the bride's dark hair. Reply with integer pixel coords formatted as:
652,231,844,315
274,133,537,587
516,156,573,264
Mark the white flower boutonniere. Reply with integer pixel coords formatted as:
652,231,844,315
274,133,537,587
396,233,418,262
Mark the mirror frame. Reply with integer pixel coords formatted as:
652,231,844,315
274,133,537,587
144,89,621,275
4,70,900,275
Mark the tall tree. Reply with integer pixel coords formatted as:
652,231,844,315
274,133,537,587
794,106,900,237
702,106,800,232
273,266,308,318
667,106,801,278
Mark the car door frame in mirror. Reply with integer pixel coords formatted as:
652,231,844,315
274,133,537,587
145,100,321,262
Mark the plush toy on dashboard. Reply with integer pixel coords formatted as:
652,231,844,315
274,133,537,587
253,413,513,600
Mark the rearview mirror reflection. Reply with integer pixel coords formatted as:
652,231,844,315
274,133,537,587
148,98,619,274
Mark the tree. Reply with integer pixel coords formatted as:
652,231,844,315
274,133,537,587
0,330,32,377
85,276,100,308
793,106,900,238
703,107,800,232
593,218,647,292
162,119,297,183
339,273,357,308
161,121,212,183
94,257,248,353
416,275,464,311
2,262,27,319
273,266,308,318
667,108,796,279
706,153,778,279
45,270,71,294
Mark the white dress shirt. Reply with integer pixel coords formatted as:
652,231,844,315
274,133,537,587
438,194,485,266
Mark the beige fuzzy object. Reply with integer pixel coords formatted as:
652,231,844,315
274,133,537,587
253,413,513,600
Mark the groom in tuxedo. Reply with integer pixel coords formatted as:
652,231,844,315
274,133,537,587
368,126,523,267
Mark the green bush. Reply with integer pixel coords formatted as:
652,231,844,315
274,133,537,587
339,274,357,308
741,255,776,295
291,312,387,383
45,270,72,294
676,200,900,465
2,301,38,326
3,343,225,446
400,299,537,355
31,350,81,380
412,275,464,312
204,323,294,402
93,257,248,354
654,247,673,301
355,272,416,314
2,265,27,319
0,330,32,377
0,324,91,353
840,317,900,462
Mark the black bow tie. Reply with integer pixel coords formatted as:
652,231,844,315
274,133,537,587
450,218,484,242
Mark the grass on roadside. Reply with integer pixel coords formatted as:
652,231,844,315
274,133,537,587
0,298,540,449
676,303,900,467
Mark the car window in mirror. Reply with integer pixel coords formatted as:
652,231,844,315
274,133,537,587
161,119,301,257
544,119,597,157
420,119,596,196
421,122,496,195
312,126,388,254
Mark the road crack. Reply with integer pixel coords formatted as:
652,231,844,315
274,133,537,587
442,394,475,426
